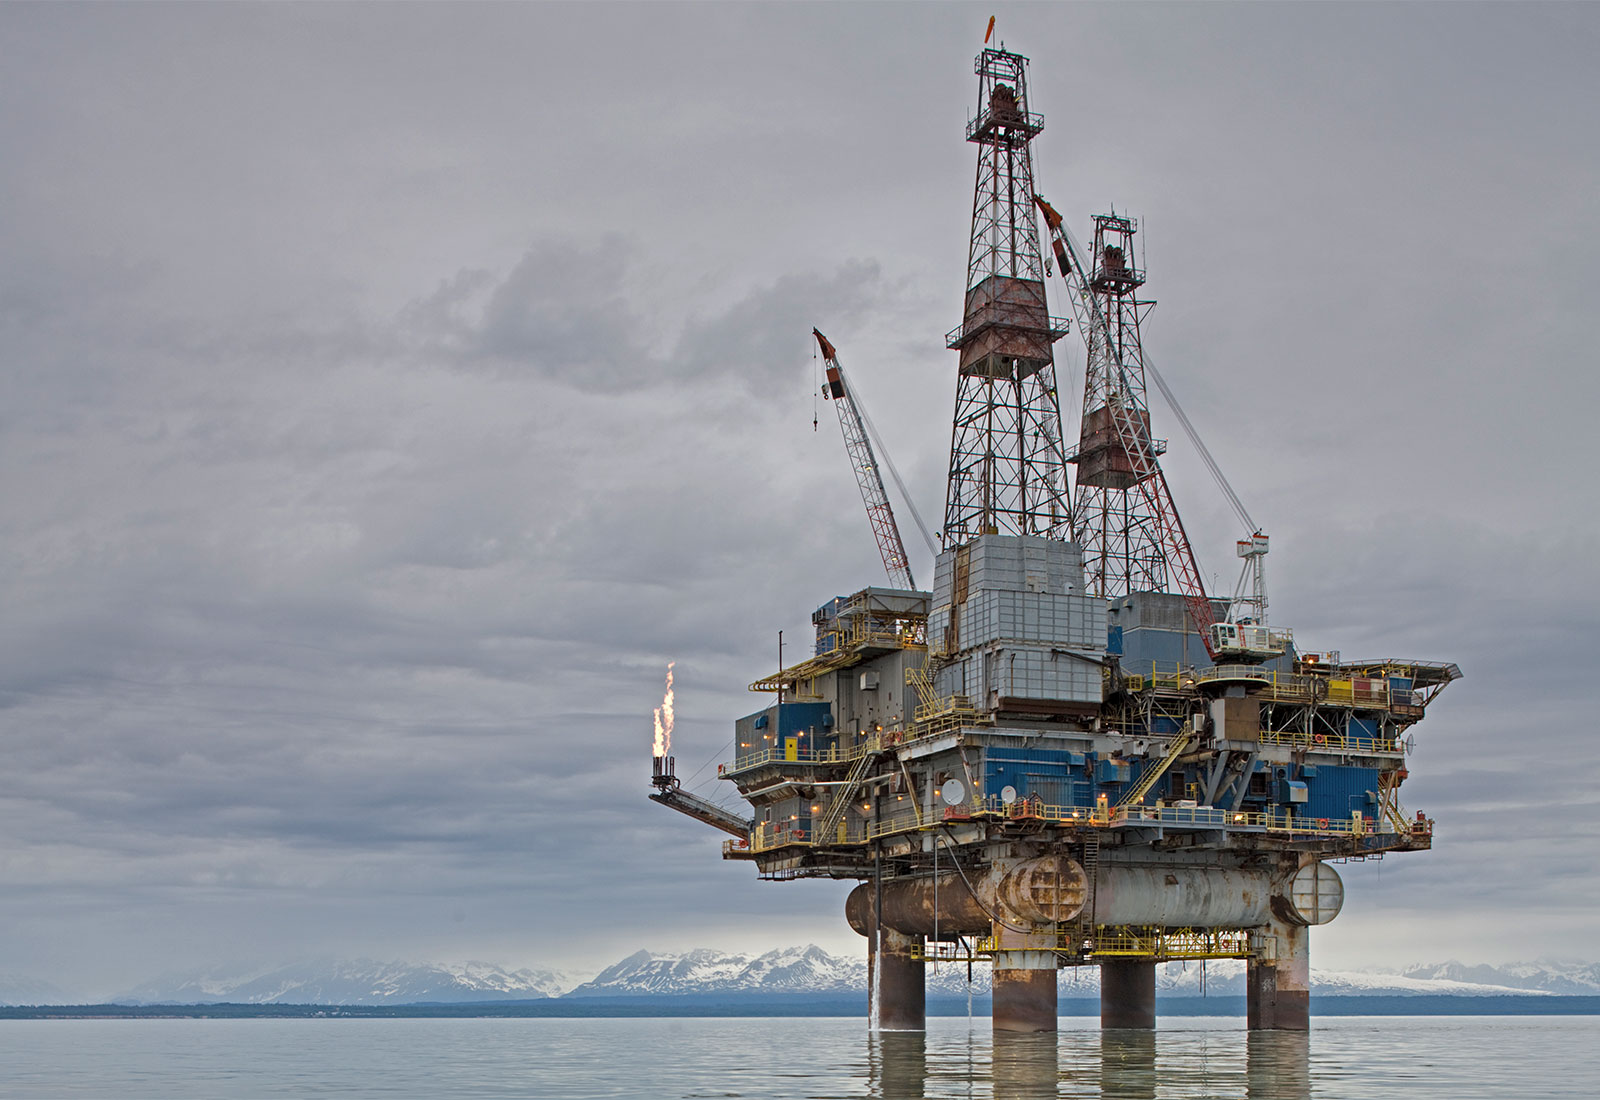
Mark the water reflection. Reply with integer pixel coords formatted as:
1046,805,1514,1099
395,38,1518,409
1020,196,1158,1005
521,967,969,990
1098,1030,1157,1100
1246,1030,1310,1100
992,1032,1060,1100
869,1023,1311,1098
868,1031,927,1100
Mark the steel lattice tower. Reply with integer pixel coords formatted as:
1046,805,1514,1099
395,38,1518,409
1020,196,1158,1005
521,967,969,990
1070,213,1194,599
942,48,1072,547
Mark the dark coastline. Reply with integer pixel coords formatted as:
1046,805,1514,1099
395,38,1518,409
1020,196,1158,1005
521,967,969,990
2,995,1598,1020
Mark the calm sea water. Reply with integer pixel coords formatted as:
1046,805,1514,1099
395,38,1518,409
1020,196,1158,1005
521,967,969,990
0,1015,1594,1098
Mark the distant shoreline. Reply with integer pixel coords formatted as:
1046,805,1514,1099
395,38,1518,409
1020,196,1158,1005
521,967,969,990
3,995,1599,1020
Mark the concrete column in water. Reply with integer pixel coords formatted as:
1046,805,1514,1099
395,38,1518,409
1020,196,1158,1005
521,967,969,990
1248,858,1343,1030
870,928,926,1032
1100,958,1157,1029
990,925,1058,1033
1247,921,1309,1030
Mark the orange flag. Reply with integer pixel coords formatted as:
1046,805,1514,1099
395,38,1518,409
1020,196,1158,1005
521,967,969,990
985,16,996,44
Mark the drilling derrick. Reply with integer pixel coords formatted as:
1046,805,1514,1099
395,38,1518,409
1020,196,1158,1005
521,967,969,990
943,48,1072,544
1072,215,1167,593
649,39,1460,1039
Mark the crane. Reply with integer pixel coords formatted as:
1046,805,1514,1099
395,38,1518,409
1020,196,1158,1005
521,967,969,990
814,328,933,591
1034,195,1284,663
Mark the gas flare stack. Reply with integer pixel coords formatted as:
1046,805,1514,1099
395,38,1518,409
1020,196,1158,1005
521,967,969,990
650,42,1459,1033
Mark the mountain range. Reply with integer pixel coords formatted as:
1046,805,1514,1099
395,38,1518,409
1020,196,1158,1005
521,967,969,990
103,958,576,1008
4,948,1598,1007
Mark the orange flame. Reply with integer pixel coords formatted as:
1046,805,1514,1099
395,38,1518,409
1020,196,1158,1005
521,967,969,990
652,661,676,758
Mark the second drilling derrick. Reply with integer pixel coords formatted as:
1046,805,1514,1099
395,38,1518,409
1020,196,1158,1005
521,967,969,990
651,42,1459,1034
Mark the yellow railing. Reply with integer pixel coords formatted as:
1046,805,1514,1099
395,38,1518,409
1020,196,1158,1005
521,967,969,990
723,730,890,775
914,927,1263,963
1124,661,1398,710
722,693,992,778
1260,729,1401,754
905,666,989,734
1198,664,1318,702
1108,803,1374,836
911,939,993,964
1088,926,1256,960
723,796,1385,856
751,591,927,695
723,745,846,772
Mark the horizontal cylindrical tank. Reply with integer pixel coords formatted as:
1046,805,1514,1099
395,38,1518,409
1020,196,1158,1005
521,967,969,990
848,862,1289,935
1093,866,1272,928
1273,862,1344,926
846,873,990,936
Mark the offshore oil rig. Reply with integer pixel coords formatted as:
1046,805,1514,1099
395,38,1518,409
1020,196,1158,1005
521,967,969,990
650,41,1458,1033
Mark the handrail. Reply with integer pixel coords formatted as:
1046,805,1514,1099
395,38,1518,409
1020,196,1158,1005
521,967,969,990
1259,729,1401,755
724,731,891,775
749,593,928,695
1087,926,1255,960
1115,722,1194,810
723,682,993,778
1124,660,1402,710
732,793,1385,854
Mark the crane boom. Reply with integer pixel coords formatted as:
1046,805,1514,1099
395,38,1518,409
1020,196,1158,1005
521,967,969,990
814,329,918,591
1033,195,1222,660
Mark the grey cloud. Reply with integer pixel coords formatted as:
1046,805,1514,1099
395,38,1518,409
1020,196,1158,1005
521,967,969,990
0,3,1596,994
671,261,884,392
400,237,884,398
475,239,654,389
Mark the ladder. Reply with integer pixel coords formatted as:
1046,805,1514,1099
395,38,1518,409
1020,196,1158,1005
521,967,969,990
1116,722,1195,811
816,745,879,841
1067,829,1101,956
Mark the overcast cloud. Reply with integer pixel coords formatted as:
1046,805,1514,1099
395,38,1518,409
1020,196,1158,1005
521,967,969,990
1,3,1596,997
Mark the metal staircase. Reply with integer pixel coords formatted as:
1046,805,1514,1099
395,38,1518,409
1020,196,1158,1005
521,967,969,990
816,745,879,842
1116,721,1195,811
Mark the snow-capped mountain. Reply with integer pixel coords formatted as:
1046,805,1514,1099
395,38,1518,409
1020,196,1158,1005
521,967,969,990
1106,960,1564,998
565,945,862,997
113,958,581,1006
73,951,1600,1006
1399,960,1600,996
562,949,1600,1000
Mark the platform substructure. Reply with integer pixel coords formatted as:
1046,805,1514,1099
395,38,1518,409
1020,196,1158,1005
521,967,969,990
1100,958,1157,1029
870,928,926,1032
1247,922,1310,1030
992,941,1058,1032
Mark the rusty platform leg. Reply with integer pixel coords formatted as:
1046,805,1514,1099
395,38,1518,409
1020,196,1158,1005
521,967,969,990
1100,959,1157,1029
992,951,1058,1033
1247,922,1310,1031
870,928,926,1031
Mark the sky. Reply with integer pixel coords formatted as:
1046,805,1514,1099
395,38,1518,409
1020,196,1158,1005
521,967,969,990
1,2,1596,999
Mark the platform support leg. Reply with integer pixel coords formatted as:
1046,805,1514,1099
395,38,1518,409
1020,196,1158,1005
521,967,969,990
1248,922,1310,1031
870,928,926,1032
992,944,1057,1033
1100,959,1157,1029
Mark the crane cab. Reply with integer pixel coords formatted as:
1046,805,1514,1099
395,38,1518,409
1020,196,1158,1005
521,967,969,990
1210,621,1293,663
